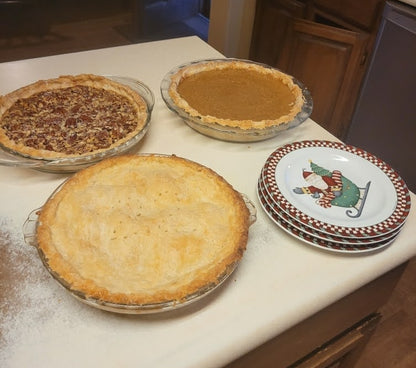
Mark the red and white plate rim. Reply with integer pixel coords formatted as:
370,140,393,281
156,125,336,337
261,140,411,238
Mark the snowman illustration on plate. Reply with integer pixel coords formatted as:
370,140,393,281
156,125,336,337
292,160,371,218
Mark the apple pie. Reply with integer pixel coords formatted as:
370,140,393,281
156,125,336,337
37,154,251,307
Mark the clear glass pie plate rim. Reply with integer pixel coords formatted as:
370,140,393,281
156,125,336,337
22,168,257,314
0,75,155,173
160,58,313,142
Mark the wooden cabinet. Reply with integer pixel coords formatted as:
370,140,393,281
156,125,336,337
249,0,385,139
277,18,368,138
291,313,381,368
249,0,307,67
224,262,407,368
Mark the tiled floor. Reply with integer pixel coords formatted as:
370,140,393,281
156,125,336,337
0,1,208,63
0,15,131,63
0,2,132,63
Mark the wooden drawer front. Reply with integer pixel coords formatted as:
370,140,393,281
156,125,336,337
224,263,406,368
291,313,382,368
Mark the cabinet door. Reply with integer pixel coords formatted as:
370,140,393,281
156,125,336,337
278,19,368,138
250,0,306,66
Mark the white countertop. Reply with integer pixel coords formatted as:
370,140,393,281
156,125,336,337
1,36,415,368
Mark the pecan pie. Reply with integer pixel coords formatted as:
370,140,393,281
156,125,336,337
37,154,251,306
168,59,304,130
0,74,149,159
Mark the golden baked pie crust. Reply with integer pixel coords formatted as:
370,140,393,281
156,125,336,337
37,154,250,305
168,60,304,130
0,74,149,159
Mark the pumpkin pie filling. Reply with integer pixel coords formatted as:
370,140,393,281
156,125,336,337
168,60,304,130
177,68,297,121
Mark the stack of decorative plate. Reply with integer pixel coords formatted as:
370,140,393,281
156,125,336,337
257,140,411,254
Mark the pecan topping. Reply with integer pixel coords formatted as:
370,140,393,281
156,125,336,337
1,85,140,155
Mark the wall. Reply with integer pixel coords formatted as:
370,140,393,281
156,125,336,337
208,0,256,58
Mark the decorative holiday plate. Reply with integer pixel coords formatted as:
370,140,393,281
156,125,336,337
258,178,400,246
257,190,398,254
261,140,411,239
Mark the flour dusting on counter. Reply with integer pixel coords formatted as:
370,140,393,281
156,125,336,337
0,217,102,367
1,218,51,362
0,216,203,368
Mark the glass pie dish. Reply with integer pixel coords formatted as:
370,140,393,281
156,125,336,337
23,185,257,314
0,76,154,173
160,58,313,143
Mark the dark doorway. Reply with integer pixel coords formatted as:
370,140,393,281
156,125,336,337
127,0,211,42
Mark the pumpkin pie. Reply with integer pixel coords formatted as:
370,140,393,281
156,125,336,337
168,59,304,130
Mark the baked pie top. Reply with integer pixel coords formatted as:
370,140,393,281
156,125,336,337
37,154,250,306
0,74,149,159
168,60,304,130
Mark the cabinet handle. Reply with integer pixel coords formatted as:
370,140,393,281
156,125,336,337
360,52,368,66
